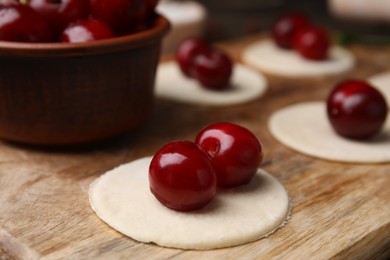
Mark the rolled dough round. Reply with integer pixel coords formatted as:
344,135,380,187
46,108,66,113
89,157,290,250
155,62,268,106
241,40,355,77
268,102,390,163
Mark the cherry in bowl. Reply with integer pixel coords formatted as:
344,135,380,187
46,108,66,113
61,18,113,43
149,140,217,211
195,122,263,188
89,0,155,35
28,0,89,35
0,1,52,42
327,80,388,140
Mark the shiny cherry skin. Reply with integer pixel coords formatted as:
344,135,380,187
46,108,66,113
193,48,233,90
176,37,210,78
327,80,388,140
293,26,330,60
61,18,113,43
89,0,153,34
28,0,89,36
195,122,263,188
272,12,309,49
0,1,52,42
149,140,217,211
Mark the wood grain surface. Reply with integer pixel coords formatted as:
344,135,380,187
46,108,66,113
1,35,389,259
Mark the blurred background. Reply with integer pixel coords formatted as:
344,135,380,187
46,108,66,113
157,0,390,53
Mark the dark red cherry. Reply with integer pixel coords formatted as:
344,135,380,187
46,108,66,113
89,0,148,35
61,18,113,43
0,0,17,5
176,37,210,78
145,0,159,17
0,1,52,42
195,122,263,188
193,48,233,90
28,0,88,35
149,140,216,211
272,12,309,49
327,80,388,140
293,26,330,60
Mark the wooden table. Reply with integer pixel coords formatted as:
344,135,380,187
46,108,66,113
1,36,389,259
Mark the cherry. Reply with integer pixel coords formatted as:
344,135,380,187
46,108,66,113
195,122,263,188
89,0,151,35
149,140,217,211
0,1,52,42
61,18,113,43
145,0,159,18
272,12,309,49
176,38,233,90
176,37,210,78
293,26,330,60
28,0,89,36
193,48,233,90
327,80,388,140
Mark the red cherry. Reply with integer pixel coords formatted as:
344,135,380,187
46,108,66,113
327,80,388,140
195,122,263,188
175,37,210,78
89,0,149,35
193,48,233,90
0,0,17,5
28,0,88,36
0,1,52,42
61,18,113,43
293,26,330,60
145,0,159,17
149,140,217,211
272,12,309,49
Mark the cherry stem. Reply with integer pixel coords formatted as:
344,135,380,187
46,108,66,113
19,0,28,4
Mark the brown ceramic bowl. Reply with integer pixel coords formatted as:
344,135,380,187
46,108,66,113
0,15,170,146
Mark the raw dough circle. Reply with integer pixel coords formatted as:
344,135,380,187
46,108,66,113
155,61,268,105
368,71,390,104
268,102,390,163
89,157,290,250
241,40,355,77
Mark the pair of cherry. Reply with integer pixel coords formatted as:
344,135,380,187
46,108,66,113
272,12,330,60
176,38,233,90
0,0,158,43
149,122,263,211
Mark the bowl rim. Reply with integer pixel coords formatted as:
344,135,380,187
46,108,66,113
0,15,171,57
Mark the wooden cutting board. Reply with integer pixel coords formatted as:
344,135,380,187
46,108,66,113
1,35,389,259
